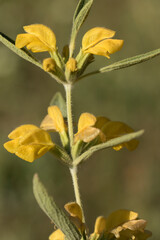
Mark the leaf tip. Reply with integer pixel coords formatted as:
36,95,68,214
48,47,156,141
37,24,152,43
33,173,39,187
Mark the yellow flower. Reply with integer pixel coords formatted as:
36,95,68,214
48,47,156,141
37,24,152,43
74,113,100,143
4,124,54,162
74,113,138,151
95,117,139,151
93,210,152,240
40,106,66,133
82,27,124,58
15,24,56,53
49,202,85,240
40,106,68,147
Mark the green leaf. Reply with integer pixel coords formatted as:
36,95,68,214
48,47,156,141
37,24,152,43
73,0,93,23
50,92,67,118
73,0,93,32
70,0,93,56
0,32,42,68
74,130,144,165
33,174,81,240
100,48,160,73
78,48,160,81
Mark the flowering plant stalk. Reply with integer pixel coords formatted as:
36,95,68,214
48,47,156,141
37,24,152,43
1,0,160,239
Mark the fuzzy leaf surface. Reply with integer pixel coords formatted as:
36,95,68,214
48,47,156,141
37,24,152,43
100,48,160,73
71,0,93,45
73,0,93,23
33,174,81,240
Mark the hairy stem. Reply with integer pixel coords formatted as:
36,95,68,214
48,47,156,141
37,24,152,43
65,84,85,222
65,84,74,148
70,166,85,223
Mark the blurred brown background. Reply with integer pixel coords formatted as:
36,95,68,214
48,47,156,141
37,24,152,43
0,0,160,239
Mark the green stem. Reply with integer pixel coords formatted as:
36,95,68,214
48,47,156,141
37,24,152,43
70,166,85,223
65,84,85,222
65,84,74,148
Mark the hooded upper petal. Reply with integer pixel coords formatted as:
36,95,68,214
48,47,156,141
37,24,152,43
48,106,66,133
74,113,99,143
16,24,56,53
82,27,115,51
82,27,123,58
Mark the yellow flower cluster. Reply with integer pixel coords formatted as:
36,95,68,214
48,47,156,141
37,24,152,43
15,24,123,76
49,202,151,240
4,106,138,162
4,125,54,162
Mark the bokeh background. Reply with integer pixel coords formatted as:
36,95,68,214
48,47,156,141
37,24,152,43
0,0,160,239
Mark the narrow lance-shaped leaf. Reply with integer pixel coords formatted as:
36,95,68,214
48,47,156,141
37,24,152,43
100,48,160,73
33,174,81,240
73,130,144,165
70,0,93,56
73,0,93,32
50,92,67,118
78,48,160,81
0,32,41,68
73,0,93,23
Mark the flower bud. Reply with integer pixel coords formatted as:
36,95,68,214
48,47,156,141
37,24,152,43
43,58,56,72
66,58,77,72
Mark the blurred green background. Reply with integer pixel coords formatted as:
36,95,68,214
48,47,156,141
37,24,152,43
0,0,160,239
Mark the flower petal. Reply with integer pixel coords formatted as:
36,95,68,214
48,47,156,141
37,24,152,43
40,114,57,131
15,144,53,162
106,210,138,232
82,27,115,51
19,128,54,146
122,219,147,231
49,229,65,240
84,39,124,58
24,24,56,51
48,106,65,133
26,40,51,52
15,34,39,48
77,113,96,132
94,216,107,234
64,202,83,221
8,124,38,139
94,116,110,129
101,121,139,151
4,139,20,153
15,33,51,52
74,127,100,143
